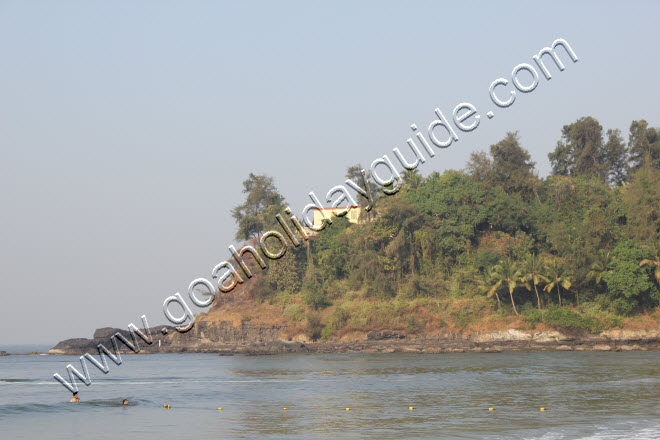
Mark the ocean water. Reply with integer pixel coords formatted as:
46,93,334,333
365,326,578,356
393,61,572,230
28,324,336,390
0,352,658,439
0,344,53,354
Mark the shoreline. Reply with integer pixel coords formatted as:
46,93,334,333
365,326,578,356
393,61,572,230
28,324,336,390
44,327,660,356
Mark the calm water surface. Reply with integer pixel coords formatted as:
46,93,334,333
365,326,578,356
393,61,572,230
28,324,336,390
1,352,658,439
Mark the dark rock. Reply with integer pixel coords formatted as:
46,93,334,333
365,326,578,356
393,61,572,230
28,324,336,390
50,325,174,355
366,330,406,340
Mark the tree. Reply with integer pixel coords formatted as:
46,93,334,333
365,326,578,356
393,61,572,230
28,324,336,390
231,173,286,241
383,199,424,278
490,132,536,195
492,258,522,315
466,151,493,184
603,128,628,186
623,158,660,246
522,254,548,310
544,258,572,306
604,240,658,314
639,251,660,287
628,120,660,170
466,132,536,196
300,267,331,310
477,269,502,310
549,116,618,183
404,170,487,262
346,164,375,221
401,168,424,191
267,247,304,293
587,249,612,285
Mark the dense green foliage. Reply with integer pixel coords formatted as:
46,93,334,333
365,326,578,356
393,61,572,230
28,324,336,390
234,117,660,339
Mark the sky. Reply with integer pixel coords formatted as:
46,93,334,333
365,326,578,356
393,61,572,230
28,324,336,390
1,1,659,345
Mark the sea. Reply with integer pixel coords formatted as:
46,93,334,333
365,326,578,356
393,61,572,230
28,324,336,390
0,351,658,439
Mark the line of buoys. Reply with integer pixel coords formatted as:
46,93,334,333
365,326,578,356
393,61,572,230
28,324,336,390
164,404,549,412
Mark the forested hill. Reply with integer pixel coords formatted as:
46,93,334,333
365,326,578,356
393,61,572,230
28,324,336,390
217,117,660,339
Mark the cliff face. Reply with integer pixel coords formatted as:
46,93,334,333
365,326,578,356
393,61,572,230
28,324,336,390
166,320,660,353
163,318,310,354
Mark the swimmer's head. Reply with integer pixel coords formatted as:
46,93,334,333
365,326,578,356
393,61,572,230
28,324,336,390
72,392,78,397
122,399,128,405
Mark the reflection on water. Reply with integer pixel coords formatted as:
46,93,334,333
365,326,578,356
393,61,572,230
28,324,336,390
0,352,658,439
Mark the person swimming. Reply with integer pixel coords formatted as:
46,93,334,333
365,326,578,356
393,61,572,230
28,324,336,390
122,399,128,405
69,392,80,402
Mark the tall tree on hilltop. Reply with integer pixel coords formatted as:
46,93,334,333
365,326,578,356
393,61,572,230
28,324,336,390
346,164,375,222
401,168,424,191
490,132,536,194
231,173,286,241
628,120,660,171
466,150,493,185
603,128,629,186
549,116,605,180
466,132,536,197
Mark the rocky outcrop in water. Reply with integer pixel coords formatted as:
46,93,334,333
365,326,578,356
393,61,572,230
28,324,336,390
48,325,173,355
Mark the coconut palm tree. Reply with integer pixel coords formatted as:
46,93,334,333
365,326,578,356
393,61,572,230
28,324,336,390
640,251,660,286
492,259,522,315
401,169,424,190
587,249,612,285
477,268,502,310
522,254,548,311
544,258,572,306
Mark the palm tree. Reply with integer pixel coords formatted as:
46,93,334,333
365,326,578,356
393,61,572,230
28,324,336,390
477,269,502,310
640,252,660,286
587,249,612,285
401,169,424,190
544,259,572,306
522,254,548,311
492,259,522,315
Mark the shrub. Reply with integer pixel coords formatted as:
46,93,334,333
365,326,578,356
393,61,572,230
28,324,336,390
611,297,636,316
301,289,331,310
604,240,656,313
325,280,348,300
251,276,275,302
542,306,598,331
320,324,333,341
449,297,492,329
329,307,350,330
522,308,543,325
398,275,434,299
283,304,305,322
406,316,423,333
305,313,323,341
450,310,471,330
364,273,396,300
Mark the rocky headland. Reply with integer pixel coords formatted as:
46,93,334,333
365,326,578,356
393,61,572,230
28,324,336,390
48,315,659,356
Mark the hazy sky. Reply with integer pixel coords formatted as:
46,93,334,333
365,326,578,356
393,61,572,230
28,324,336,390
1,1,659,345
